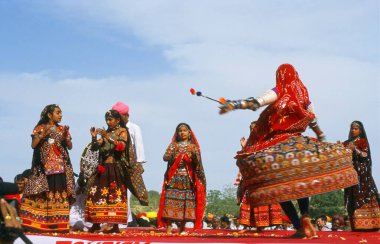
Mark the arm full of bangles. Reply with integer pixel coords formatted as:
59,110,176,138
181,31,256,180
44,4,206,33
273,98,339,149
219,98,260,115
63,125,72,150
90,127,102,150
163,143,175,162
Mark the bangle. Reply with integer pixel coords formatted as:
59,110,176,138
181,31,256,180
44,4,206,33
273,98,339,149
108,137,115,143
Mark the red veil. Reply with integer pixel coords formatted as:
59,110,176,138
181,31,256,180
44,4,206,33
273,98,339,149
157,124,206,229
237,64,315,157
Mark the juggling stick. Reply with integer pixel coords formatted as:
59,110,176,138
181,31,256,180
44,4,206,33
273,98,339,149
189,88,226,104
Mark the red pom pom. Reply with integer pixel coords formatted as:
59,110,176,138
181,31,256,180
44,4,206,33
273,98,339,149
115,142,125,151
190,88,196,95
97,165,105,174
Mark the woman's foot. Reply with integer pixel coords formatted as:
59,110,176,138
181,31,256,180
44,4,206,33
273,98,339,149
104,224,120,233
257,226,265,232
166,225,173,234
301,214,318,239
88,223,101,233
290,229,306,239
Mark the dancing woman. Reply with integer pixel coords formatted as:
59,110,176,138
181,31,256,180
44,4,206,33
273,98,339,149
220,63,359,238
21,104,75,233
157,123,206,234
343,121,380,231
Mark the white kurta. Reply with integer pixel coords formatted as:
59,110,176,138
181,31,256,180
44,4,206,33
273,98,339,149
126,121,146,223
126,121,146,163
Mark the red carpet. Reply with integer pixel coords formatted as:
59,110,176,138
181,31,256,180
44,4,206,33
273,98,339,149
22,228,380,243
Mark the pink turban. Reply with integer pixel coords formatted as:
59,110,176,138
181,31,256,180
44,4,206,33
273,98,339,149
112,101,129,115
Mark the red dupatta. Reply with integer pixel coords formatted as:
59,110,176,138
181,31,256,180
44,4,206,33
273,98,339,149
157,126,206,229
237,64,315,157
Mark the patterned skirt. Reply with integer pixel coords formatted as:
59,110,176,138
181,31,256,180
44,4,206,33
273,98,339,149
349,196,380,230
239,192,282,227
238,135,359,207
20,174,70,233
161,172,196,223
85,163,128,224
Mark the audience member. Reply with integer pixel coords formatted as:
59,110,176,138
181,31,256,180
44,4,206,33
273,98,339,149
316,215,331,231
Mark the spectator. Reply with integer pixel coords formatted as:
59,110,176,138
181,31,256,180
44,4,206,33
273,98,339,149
211,216,221,229
21,169,31,184
331,214,344,231
315,215,331,231
343,215,351,231
4,174,25,213
220,215,231,229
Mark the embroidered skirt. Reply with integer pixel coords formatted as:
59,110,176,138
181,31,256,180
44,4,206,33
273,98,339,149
85,163,128,224
239,192,282,227
238,135,359,207
349,196,380,230
20,174,70,233
161,172,196,223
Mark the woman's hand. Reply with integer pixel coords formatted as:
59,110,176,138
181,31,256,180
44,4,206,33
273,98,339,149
240,137,246,148
63,125,70,137
219,102,234,115
90,127,97,138
348,143,355,151
97,128,107,138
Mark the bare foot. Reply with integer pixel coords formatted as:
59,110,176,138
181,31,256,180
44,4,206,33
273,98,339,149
166,225,172,234
301,214,318,239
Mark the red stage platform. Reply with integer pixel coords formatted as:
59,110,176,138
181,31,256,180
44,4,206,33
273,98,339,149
18,228,380,244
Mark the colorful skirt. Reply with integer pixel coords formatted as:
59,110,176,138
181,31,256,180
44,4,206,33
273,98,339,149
85,163,128,224
239,192,282,227
349,196,380,230
20,174,70,233
238,135,359,207
161,172,196,223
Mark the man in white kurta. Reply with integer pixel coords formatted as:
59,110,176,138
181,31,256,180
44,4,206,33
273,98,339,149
112,101,146,226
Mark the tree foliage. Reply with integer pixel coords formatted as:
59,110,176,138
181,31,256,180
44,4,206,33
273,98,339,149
309,190,345,218
130,190,161,213
130,186,347,220
130,185,240,217
205,185,240,217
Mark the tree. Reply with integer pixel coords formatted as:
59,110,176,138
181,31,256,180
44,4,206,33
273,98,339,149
206,185,240,217
130,190,161,213
309,190,345,218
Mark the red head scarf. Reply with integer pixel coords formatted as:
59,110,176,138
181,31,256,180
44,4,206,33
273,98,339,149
237,64,315,157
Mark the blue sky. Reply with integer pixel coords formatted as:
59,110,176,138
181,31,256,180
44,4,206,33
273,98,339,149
0,0,379,193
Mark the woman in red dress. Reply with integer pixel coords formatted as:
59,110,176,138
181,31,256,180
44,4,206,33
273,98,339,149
220,64,359,238
157,123,206,234
21,104,75,233
343,121,380,231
